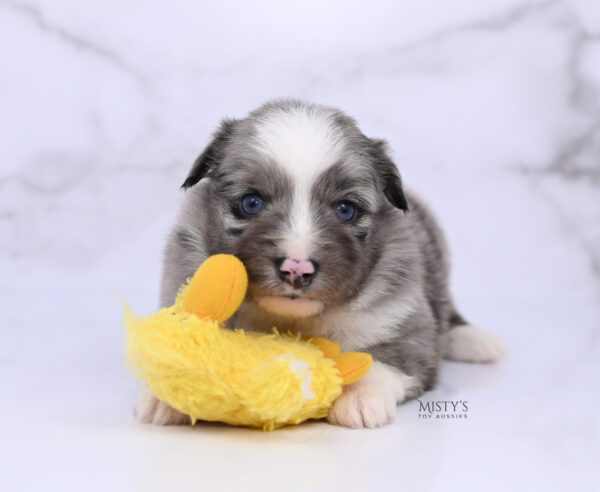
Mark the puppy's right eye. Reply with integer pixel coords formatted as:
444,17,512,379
241,193,264,216
335,200,356,222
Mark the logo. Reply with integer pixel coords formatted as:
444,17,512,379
417,400,469,420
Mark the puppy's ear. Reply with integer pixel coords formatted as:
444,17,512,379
181,119,238,189
370,139,409,212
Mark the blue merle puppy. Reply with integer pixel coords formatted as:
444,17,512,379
134,99,506,428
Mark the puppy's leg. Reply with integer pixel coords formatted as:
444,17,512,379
328,309,438,429
327,361,416,429
133,387,191,426
440,324,506,363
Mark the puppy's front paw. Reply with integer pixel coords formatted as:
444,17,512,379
133,387,191,426
327,384,396,429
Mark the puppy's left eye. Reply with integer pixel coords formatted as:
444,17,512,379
241,193,264,215
335,201,356,222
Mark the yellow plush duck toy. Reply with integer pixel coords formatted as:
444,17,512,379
125,254,372,430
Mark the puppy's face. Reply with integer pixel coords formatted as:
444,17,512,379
183,102,407,318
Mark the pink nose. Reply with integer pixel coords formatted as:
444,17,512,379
277,258,318,288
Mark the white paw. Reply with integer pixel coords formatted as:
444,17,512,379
327,361,413,429
133,387,191,426
327,384,397,429
441,324,507,363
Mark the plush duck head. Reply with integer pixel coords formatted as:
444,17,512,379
125,254,372,430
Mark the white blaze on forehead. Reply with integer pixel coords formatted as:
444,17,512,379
252,108,345,174
252,107,345,258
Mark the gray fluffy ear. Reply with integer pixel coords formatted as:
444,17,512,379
370,139,409,212
181,119,238,189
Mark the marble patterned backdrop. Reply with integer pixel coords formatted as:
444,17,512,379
1,1,599,491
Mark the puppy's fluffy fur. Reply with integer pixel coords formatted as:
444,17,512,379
134,99,506,428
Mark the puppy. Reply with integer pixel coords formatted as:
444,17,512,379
134,99,506,428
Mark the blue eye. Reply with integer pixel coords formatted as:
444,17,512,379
335,201,356,222
241,193,264,215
